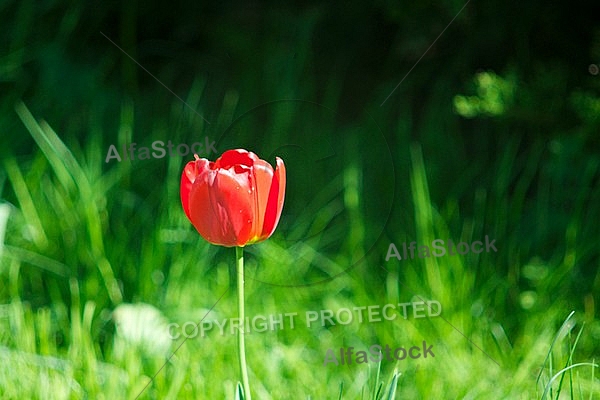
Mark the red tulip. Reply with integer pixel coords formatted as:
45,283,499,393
181,149,286,247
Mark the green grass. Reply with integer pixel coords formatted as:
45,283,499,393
1,3,600,397
0,102,599,398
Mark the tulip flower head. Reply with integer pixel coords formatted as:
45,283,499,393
181,149,286,247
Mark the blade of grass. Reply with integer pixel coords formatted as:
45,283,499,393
3,157,49,249
541,363,599,400
536,311,576,389
385,372,399,400
555,322,585,398
371,359,381,400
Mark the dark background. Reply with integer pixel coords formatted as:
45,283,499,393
1,0,600,398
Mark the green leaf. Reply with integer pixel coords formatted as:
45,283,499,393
235,382,244,400
385,372,399,400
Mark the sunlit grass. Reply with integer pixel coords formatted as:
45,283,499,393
1,3,600,396
0,101,598,399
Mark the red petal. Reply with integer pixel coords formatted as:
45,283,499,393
189,165,255,246
246,159,273,241
259,156,286,241
180,158,210,221
215,149,256,169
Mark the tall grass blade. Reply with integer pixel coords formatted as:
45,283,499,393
536,311,576,388
541,363,599,400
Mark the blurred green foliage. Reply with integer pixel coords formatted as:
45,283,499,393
1,0,600,398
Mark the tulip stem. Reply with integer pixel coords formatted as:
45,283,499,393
236,246,251,400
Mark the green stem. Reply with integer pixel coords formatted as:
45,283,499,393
236,246,251,400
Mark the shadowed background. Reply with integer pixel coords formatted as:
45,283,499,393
1,0,600,398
